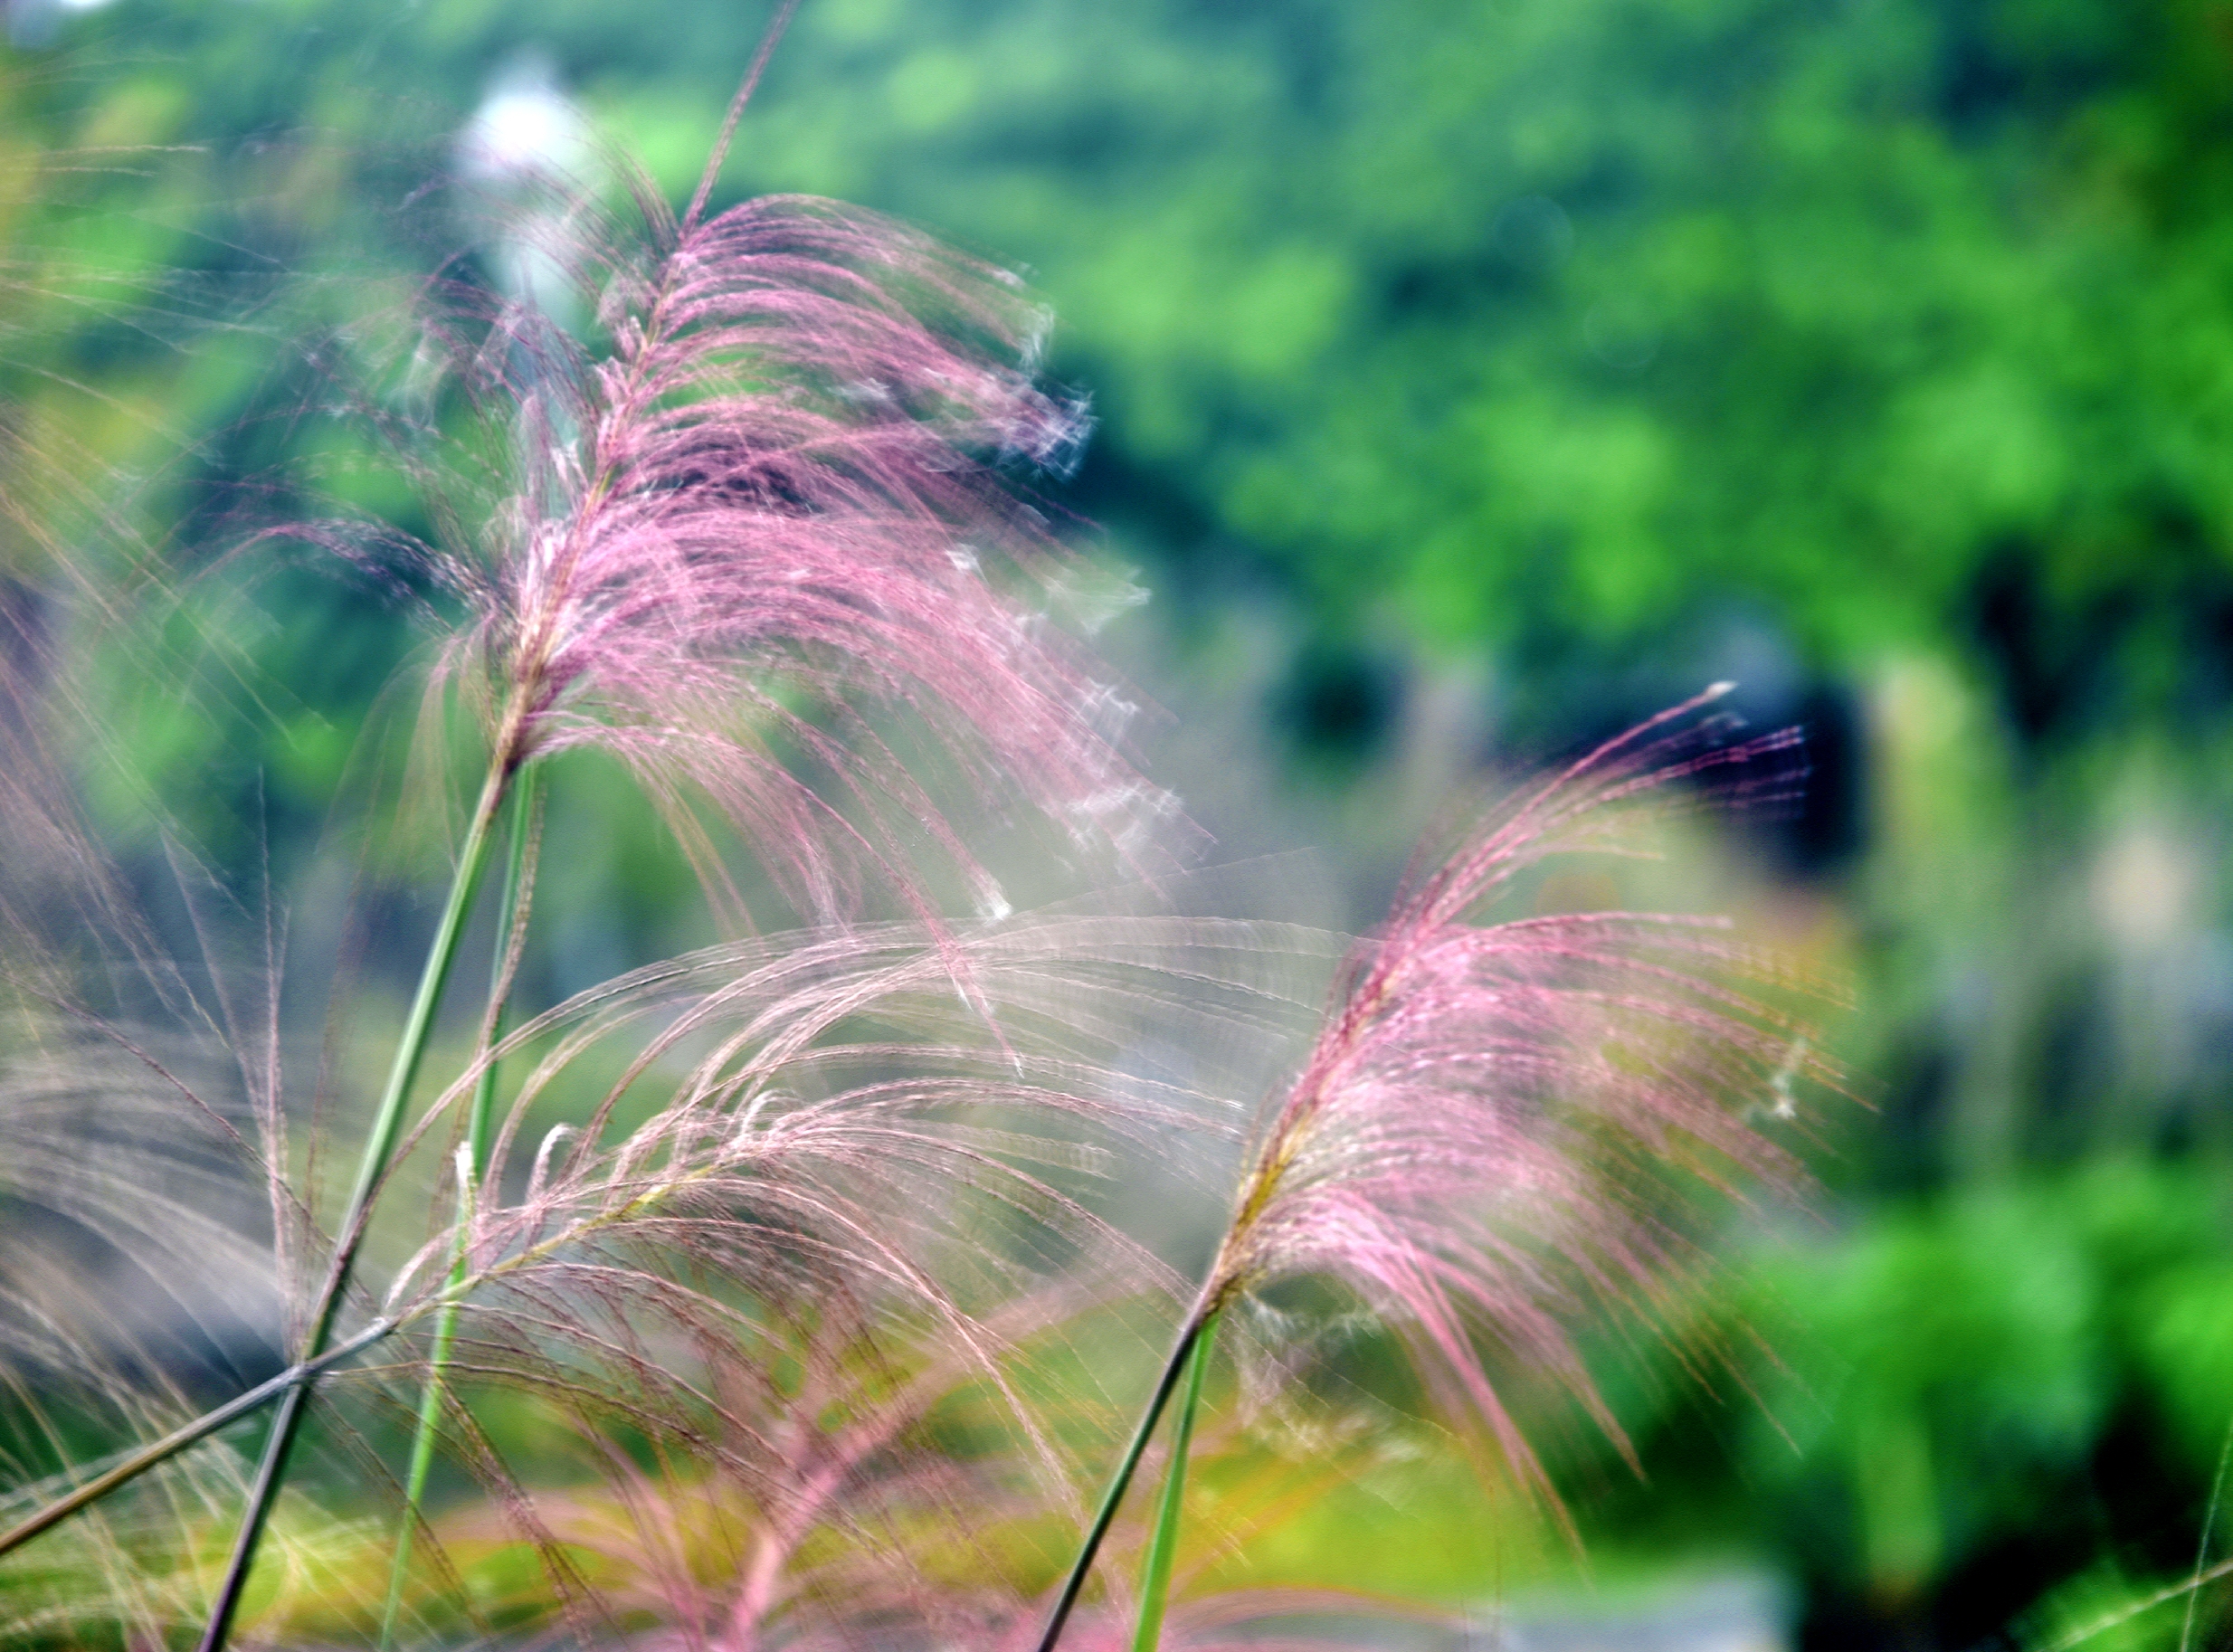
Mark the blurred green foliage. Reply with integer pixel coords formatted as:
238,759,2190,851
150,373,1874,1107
7,1,2233,1647
1737,1163,2233,1639
1507,1163,2233,1647
15,0,2233,693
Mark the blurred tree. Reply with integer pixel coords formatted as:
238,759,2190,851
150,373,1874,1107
21,0,2233,715
9,0,2233,1135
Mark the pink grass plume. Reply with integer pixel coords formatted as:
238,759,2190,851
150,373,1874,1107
1201,687,1823,1496
307,114,1181,926
1033,690,1832,1652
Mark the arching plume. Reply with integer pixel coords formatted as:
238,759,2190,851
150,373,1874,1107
1200,693,1824,1490
310,150,1178,924
1032,695,1834,1652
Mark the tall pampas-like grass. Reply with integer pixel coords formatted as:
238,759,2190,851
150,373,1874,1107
0,23,1832,1652
1,19,1185,1647
0,647,1826,1650
169,24,1181,1644
319,52,1168,927
1034,690,1831,1652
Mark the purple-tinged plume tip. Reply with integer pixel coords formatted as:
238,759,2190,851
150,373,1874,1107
317,157,1183,924
1194,691,1829,1506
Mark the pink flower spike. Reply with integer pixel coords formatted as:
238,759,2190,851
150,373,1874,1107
1198,691,1832,1506
318,145,1183,925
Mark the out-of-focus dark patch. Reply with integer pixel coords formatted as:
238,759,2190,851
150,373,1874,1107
1496,659,1865,884
1965,525,2233,753
1757,683,1864,878
1968,548,2129,746
1274,641,1397,765
1876,1036,1954,1196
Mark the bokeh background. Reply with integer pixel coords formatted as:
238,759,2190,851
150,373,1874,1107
6,2,2233,1647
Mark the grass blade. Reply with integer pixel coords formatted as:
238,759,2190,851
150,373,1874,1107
195,764,511,1652
1130,1306,1216,1652
379,767,539,1648
1032,1305,1213,1652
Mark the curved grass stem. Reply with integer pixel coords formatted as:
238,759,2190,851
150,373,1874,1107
1130,1307,1215,1652
0,940,783,1583
1031,1301,1219,1652
1,1161,688,1571
0,1318,399,1561
195,762,513,1652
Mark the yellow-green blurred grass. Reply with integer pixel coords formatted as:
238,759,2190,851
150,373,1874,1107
0,1294,1757,1650
2018,1561,2230,1652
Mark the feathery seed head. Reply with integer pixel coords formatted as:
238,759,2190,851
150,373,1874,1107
343,159,1173,921
1199,692,1828,1495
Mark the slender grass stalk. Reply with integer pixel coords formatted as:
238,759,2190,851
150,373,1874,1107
1034,695,1810,1652
378,767,538,1649
2179,1410,2233,1652
1031,1302,1219,1652
1129,1307,1216,1652
195,760,512,1652
3,1094,756,1572
0,1318,399,1560
2046,1554,2233,1652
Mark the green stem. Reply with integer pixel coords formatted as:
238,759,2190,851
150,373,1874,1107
4,1149,683,1572
379,767,538,1648
1130,1308,1216,1652
1031,1303,1217,1652
196,764,512,1652
0,1005,751,1578
0,1319,399,1561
